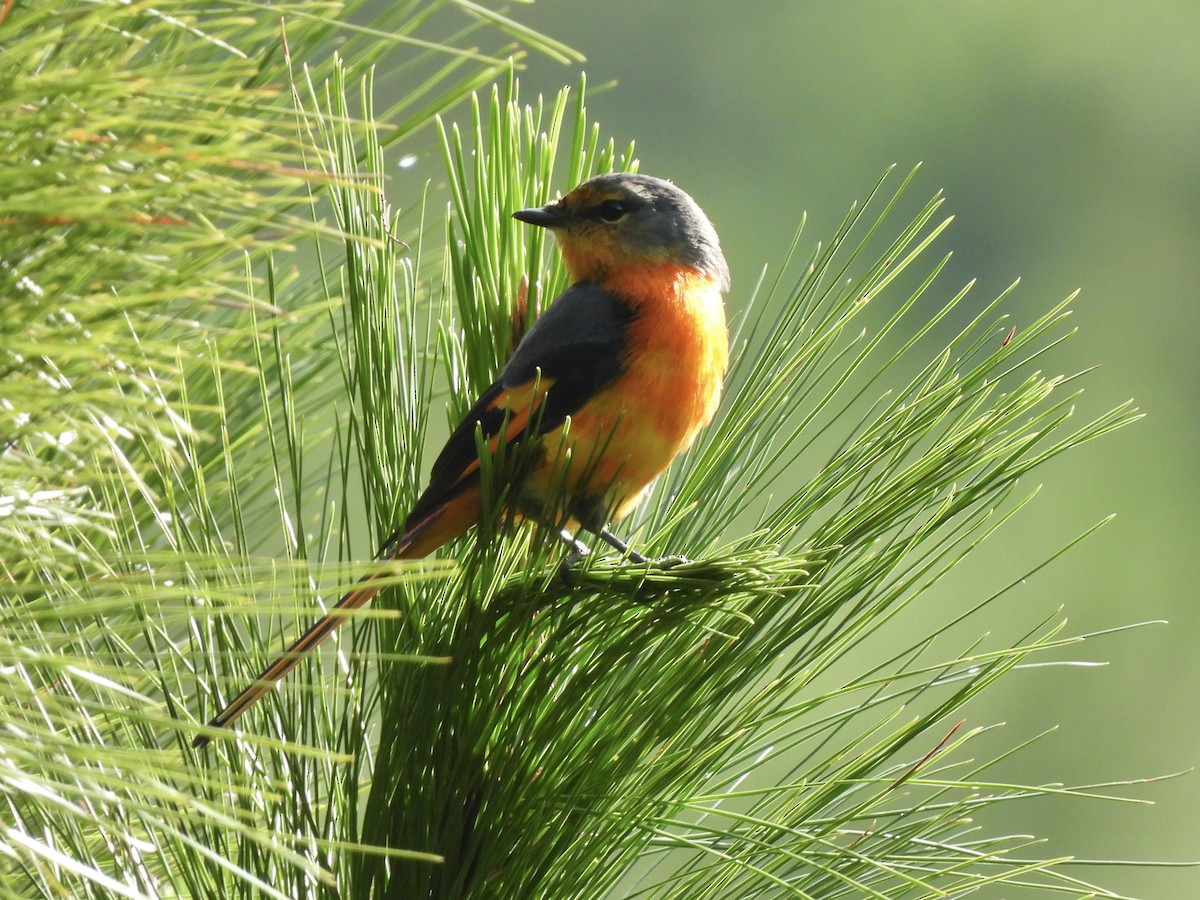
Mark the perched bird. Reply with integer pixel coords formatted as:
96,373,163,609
193,172,729,747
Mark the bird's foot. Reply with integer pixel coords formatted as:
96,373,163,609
640,554,690,570
557,530,591,584
556,525,691,586
597,528,689,569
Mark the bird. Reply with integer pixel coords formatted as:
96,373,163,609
193,172,730,748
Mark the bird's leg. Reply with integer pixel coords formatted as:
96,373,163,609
554,518,690,582
595,527,647,563
556,529,591,582
597,527,689,570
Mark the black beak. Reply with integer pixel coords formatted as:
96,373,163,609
512,202,569,228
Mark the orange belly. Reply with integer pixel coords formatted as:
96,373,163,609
522,269,727,524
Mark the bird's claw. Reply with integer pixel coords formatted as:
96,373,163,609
644,554,689,570
555,525,691,585
557,530,590,584
557,555,580,584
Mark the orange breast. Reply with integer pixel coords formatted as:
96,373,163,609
539,263,728,520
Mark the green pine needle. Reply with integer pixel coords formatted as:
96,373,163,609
0,2,1163,898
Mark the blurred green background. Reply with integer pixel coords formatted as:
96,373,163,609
498,1,1198,896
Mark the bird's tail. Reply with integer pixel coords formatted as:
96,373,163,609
192,491,476,748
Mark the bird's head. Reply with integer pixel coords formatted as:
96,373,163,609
513,173,729,291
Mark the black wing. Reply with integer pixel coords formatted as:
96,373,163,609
399,281,633,531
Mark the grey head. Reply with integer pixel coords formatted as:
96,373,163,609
513,172,730,290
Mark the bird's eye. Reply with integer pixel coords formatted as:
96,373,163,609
596,199,628,222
